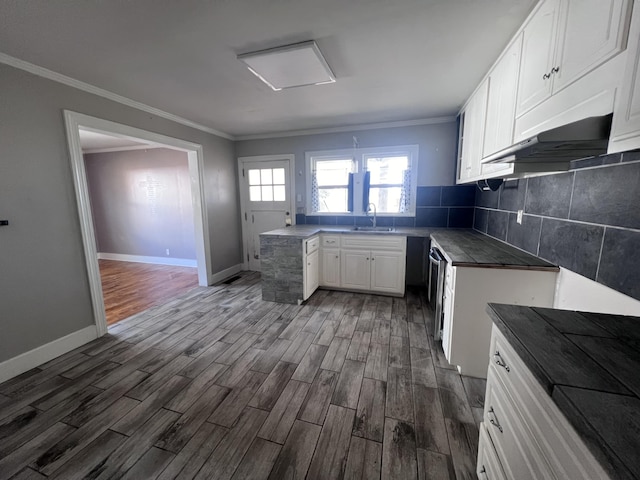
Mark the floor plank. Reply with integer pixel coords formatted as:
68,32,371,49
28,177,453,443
306,405,355,480
381,417,418,480
417,448,455,480
268,420,321,480
343,436,382,480
229,437,281,480
386,367,414,423
297,370,339,425
353,378,386,443
331,360,365,409
258,380,310,444
193,407,268,480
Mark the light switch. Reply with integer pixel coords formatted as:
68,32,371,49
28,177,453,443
517,210,523,224
296,194,302,202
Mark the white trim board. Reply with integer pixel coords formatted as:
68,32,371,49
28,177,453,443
97,252,197,268
0,326,98,384
0,52,233,140
210,263,244,284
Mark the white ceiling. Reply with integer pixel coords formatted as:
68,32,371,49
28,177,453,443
0,0,536,138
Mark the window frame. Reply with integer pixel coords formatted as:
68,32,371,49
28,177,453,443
305,145,419,216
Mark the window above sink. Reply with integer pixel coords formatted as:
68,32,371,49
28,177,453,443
306,144,419,217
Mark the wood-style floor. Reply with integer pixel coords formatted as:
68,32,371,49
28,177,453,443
0,272,486,480
99,259,199,325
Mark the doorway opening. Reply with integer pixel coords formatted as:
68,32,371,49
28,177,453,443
65,111,212,335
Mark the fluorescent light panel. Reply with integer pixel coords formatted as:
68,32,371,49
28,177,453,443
238,41,335,91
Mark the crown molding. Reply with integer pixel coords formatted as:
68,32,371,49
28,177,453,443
0,52,234,140
234,116,457,141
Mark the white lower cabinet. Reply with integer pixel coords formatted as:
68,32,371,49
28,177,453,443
340,250,371,291
318,234,406,296
302,236,319,300
435,243,557,378
320,248,341,288
478,325,611,480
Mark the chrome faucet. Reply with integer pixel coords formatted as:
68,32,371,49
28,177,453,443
367,203,377,228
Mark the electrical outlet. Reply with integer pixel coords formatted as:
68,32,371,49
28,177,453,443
517,210,523,224
165,248,170,256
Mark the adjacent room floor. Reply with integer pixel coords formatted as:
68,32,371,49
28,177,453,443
99,259,199,325
0,272,486,480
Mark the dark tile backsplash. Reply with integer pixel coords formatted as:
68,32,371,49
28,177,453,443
525,172,573,218
538,218,604,280
296,185,476,229
598,228,640,300
571,161,640,229
475,155,640,301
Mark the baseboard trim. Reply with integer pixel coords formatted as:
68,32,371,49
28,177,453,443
97,252,197,268
0,325,98,384
210,264,244,284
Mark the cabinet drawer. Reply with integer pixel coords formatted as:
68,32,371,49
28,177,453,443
477,423,507,480
490,326,610,479
321,235,340,248
484,368,554,480
341,234,405,251
305,236,319,255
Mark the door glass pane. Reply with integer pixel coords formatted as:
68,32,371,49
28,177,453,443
261,185,273,201
366,156,408,184
316,159,352,186
248,169,261,186
273,185,286,201
261,169,272,185
272,168,285,185
249,186,261,201
318,188,348,213
369,187,403,213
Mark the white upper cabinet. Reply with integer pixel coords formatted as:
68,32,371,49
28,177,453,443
609,0,640,153
457,79,488,183
515,0,561,117
483,34,524,159
553,0,631,92
516,0,630,117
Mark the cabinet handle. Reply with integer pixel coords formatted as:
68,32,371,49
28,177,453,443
371,258,375,261
542,72,551,80
488,407,503,433
479,466,489,480
335,255,339,259
493,351,510,372
551,66,560,74
366,257,369,260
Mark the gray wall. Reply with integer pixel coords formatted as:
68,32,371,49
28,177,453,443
235,122,459,214
475,152,640,302
0,63,240,363
85,148,196,260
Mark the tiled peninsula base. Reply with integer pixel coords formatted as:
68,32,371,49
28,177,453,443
260,236,304,304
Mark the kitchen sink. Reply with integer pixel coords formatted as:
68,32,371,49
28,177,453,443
352,226,395,232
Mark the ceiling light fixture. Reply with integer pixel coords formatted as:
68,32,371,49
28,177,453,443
237,40,336,91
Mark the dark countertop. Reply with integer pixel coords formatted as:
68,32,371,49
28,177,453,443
262,227,557,271
487,303,640,480
260,225,435,238
431,229,558,271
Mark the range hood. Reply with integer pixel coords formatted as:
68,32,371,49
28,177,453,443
482,114,613,165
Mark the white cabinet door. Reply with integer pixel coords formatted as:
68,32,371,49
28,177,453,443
483,34,523,159
516,0,561,117
304,249,319,300
553,0,630,92
320,248,341,288
457,80,489,183
370,250,405,295
341,250,371,291
609,0,640,153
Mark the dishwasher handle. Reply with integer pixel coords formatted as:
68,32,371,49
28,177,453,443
429,248,443,266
